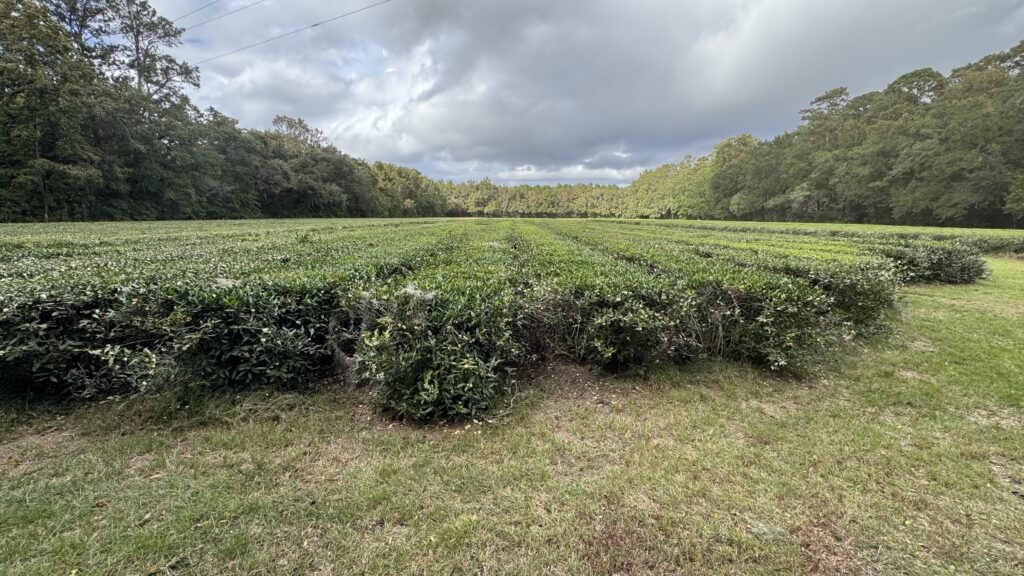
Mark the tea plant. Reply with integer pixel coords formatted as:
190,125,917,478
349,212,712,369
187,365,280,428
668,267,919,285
0,218,1013,421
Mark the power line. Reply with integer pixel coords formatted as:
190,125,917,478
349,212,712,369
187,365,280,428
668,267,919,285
186,0,267,31
173,0,224,23
193,0,394,66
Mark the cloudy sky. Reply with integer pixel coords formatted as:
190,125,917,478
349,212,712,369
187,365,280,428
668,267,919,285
153,0,1024,184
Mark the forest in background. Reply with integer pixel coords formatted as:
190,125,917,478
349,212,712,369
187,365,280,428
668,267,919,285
443,42,1024,228
2,0,1023,227
0,0,446,222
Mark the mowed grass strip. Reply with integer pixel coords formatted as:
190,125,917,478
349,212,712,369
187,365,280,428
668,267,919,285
1,258,1021,575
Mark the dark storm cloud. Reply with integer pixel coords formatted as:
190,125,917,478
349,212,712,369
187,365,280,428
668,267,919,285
155,0,1024,183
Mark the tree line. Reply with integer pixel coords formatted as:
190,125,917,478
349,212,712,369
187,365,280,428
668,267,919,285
0,0,446,222
4,0,1023,227
443,42,1024,228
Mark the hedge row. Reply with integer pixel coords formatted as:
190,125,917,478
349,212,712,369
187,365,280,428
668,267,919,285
561,221,901,333
0,223,475,398
0,219,1000,422
353,223,841,419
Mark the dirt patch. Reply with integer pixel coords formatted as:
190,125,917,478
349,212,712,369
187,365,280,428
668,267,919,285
0,427,83,479
293,440,364,485
967,408,1024,429
523,359,655,426
896,369,934,383
908,340,939,353
577,507,680,575
741,398,799,418
528,359,619,401
988,455,1024,504
989,456,1024,494
789,510,874,576
125,451,156,472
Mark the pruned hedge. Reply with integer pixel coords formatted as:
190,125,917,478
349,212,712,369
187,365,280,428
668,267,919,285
0,219,1003,422
869,242,990,284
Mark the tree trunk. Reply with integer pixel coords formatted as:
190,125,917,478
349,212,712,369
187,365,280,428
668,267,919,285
42,177,49,223
35,118,48,223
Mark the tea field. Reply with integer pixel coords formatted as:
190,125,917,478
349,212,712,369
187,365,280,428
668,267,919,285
0,218,1009,420
2,218,1023,574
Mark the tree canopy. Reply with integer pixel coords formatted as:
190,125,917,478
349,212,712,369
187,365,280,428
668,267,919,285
3,0,1022,227
443,42,1024,228
1,0,444,222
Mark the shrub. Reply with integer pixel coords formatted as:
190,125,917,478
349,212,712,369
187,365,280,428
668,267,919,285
156,281,355,391
356,281,524,422
672,277,835,371
0,283,162,397
0,218,1005,422
561,287,675,371
871,242,989,284
762,259,899,333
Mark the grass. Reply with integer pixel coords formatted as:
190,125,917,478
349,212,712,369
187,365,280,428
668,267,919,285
1,258,1022,575
632,217,1024,239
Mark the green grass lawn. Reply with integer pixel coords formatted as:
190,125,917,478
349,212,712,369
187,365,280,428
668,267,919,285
2,258,1022,575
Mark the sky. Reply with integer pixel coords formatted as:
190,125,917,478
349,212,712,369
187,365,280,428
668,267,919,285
154,0,1024,184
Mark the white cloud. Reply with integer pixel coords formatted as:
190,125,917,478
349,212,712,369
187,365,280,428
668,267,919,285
154,0,1024,183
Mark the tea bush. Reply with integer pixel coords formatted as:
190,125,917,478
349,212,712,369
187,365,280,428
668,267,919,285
1,218,1013,421
870,242,990,284
357,280,525,421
